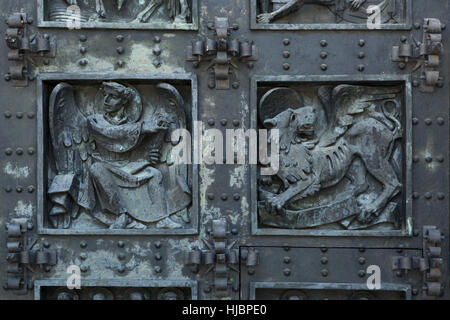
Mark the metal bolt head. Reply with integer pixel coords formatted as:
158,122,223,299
207,193,215,200
412,117,418,125
221,193,228,201
118,265,125,273
80,241,87,248
436,117,444,125
284,256,291,264
412,192,420,199
27,185,35,193
358,270,366,277
4,73,11,81
358,52,365,59
16,186,23,193
80,253,88,260
424,118,432,125
16,112,23,119
116,35,124,42
320,64,328,71
79,59,88,66
80,264,89,272
232,120,240,127
16,148,23,155
320,40,328,47
79,35,87,42
398,62,406,69
80,46,87,54
358,39,365,47
424,192,432,200
231,228,238,235
4,111,11,118
117,47,124,54
320,246,328,253
43,241,50,248
221,119,228,126
438,193,445,200
321,269,329,277
155,241,162,249
283,63,290,70
321,257,328,264
154,266,162,273
118,253,125,260
154,36,161,43
232,82,240,89
283,268,291,276
5,148,13,155
358,64,365,72
155,253,162,261
28,148,35,155
233,193,240,201
283,39,290,46
283,51,290,58
359,257,366,265
117,241,125,248
248,268,255,275
320,51,328,59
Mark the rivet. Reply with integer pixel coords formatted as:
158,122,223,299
80,241,87,248
28,148,35,155
320,40,328,47
320,64,327,71
116,35,124,42
16,186,23,193
412,80,420,87
396,271,402,277
320,257,328,264
221,119,228,126
27,112,35,119
358,39,365,47
424,118,432,125
207,119,215,126
359,247,365,253
358,270,366,277
117,60,125,68
79,35,87,42
80,265,89,272
117,241,125,248
414,23,421,30
5,148,13,155
80,253,87,260
207,193,215,200
425,156,432,163
203,286,212,293
412,156,419,163
231,228,238,235
283,268,291,276
400,36,408,43
232,120,240,127
221,193,228,201
248,268,255,275
16,112,23,119
436,117,444,125
154,266,162,273
283,51,290,58
398,62,406,69
155,253,162,260
80,46,87,54
43,241,50,248
27,185,35,193
424,192,432,200
154,36,161,43
118,253,125,260
79,59,88,66
283,39,290,46
117,47,124,54
412,192,420,199
232,82,240,89
358,52,365,59
320,51,328,59
321,269,329,277
5,186,12,193
284,256,291,264
4,111,11,118
358,64,365,72
155,241,162,249
359,257,366,265
45,265,52,273
437,193,445,200
116,265,125,273
320,246,328,253
436,155,444,163
283,245,290,251
153,48,162,56
233,193,240,201
412,118,418,125
283,63,290,70
16,148,23,155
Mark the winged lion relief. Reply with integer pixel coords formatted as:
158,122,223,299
258,85,404,230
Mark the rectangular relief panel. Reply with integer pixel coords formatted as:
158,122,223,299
251,75,412,237
37,73,198,235
250,0,412,30
34,280,197,300
37,0,198,30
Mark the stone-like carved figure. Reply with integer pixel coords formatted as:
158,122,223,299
133,0,191,23
49,0,191,23
257,0,400,24
48,81,191,230
259,85,403,229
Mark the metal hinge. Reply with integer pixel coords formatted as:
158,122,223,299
392,18,444,92
184,219,259,295
4,219,57,294
392,226,444,298
186,17,257,90
4,11,56,87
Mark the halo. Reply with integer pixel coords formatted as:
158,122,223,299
259,87,304,123
94,82,143,123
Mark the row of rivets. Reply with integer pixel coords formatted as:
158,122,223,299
207,193,241,201
412,117,445,125
412,155,445,163
4,147,35,155
412,192,446,200
206,119,241,127
4,111,35,119
282,39,290,70
4,185,35,193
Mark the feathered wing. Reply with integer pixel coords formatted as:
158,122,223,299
48,83,93,228
155,83,192,217
318,85,401,147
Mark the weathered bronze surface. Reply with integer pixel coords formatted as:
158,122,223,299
0,0,448,300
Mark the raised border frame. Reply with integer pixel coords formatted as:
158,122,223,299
249,0,412,30
249,281,412,300
250,74,413,237
34,279,198,300
37,0,199,30
37,73,199,236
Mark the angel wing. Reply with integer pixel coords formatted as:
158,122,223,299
48,83,92,228
154,83,192,218
318,85,401,147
